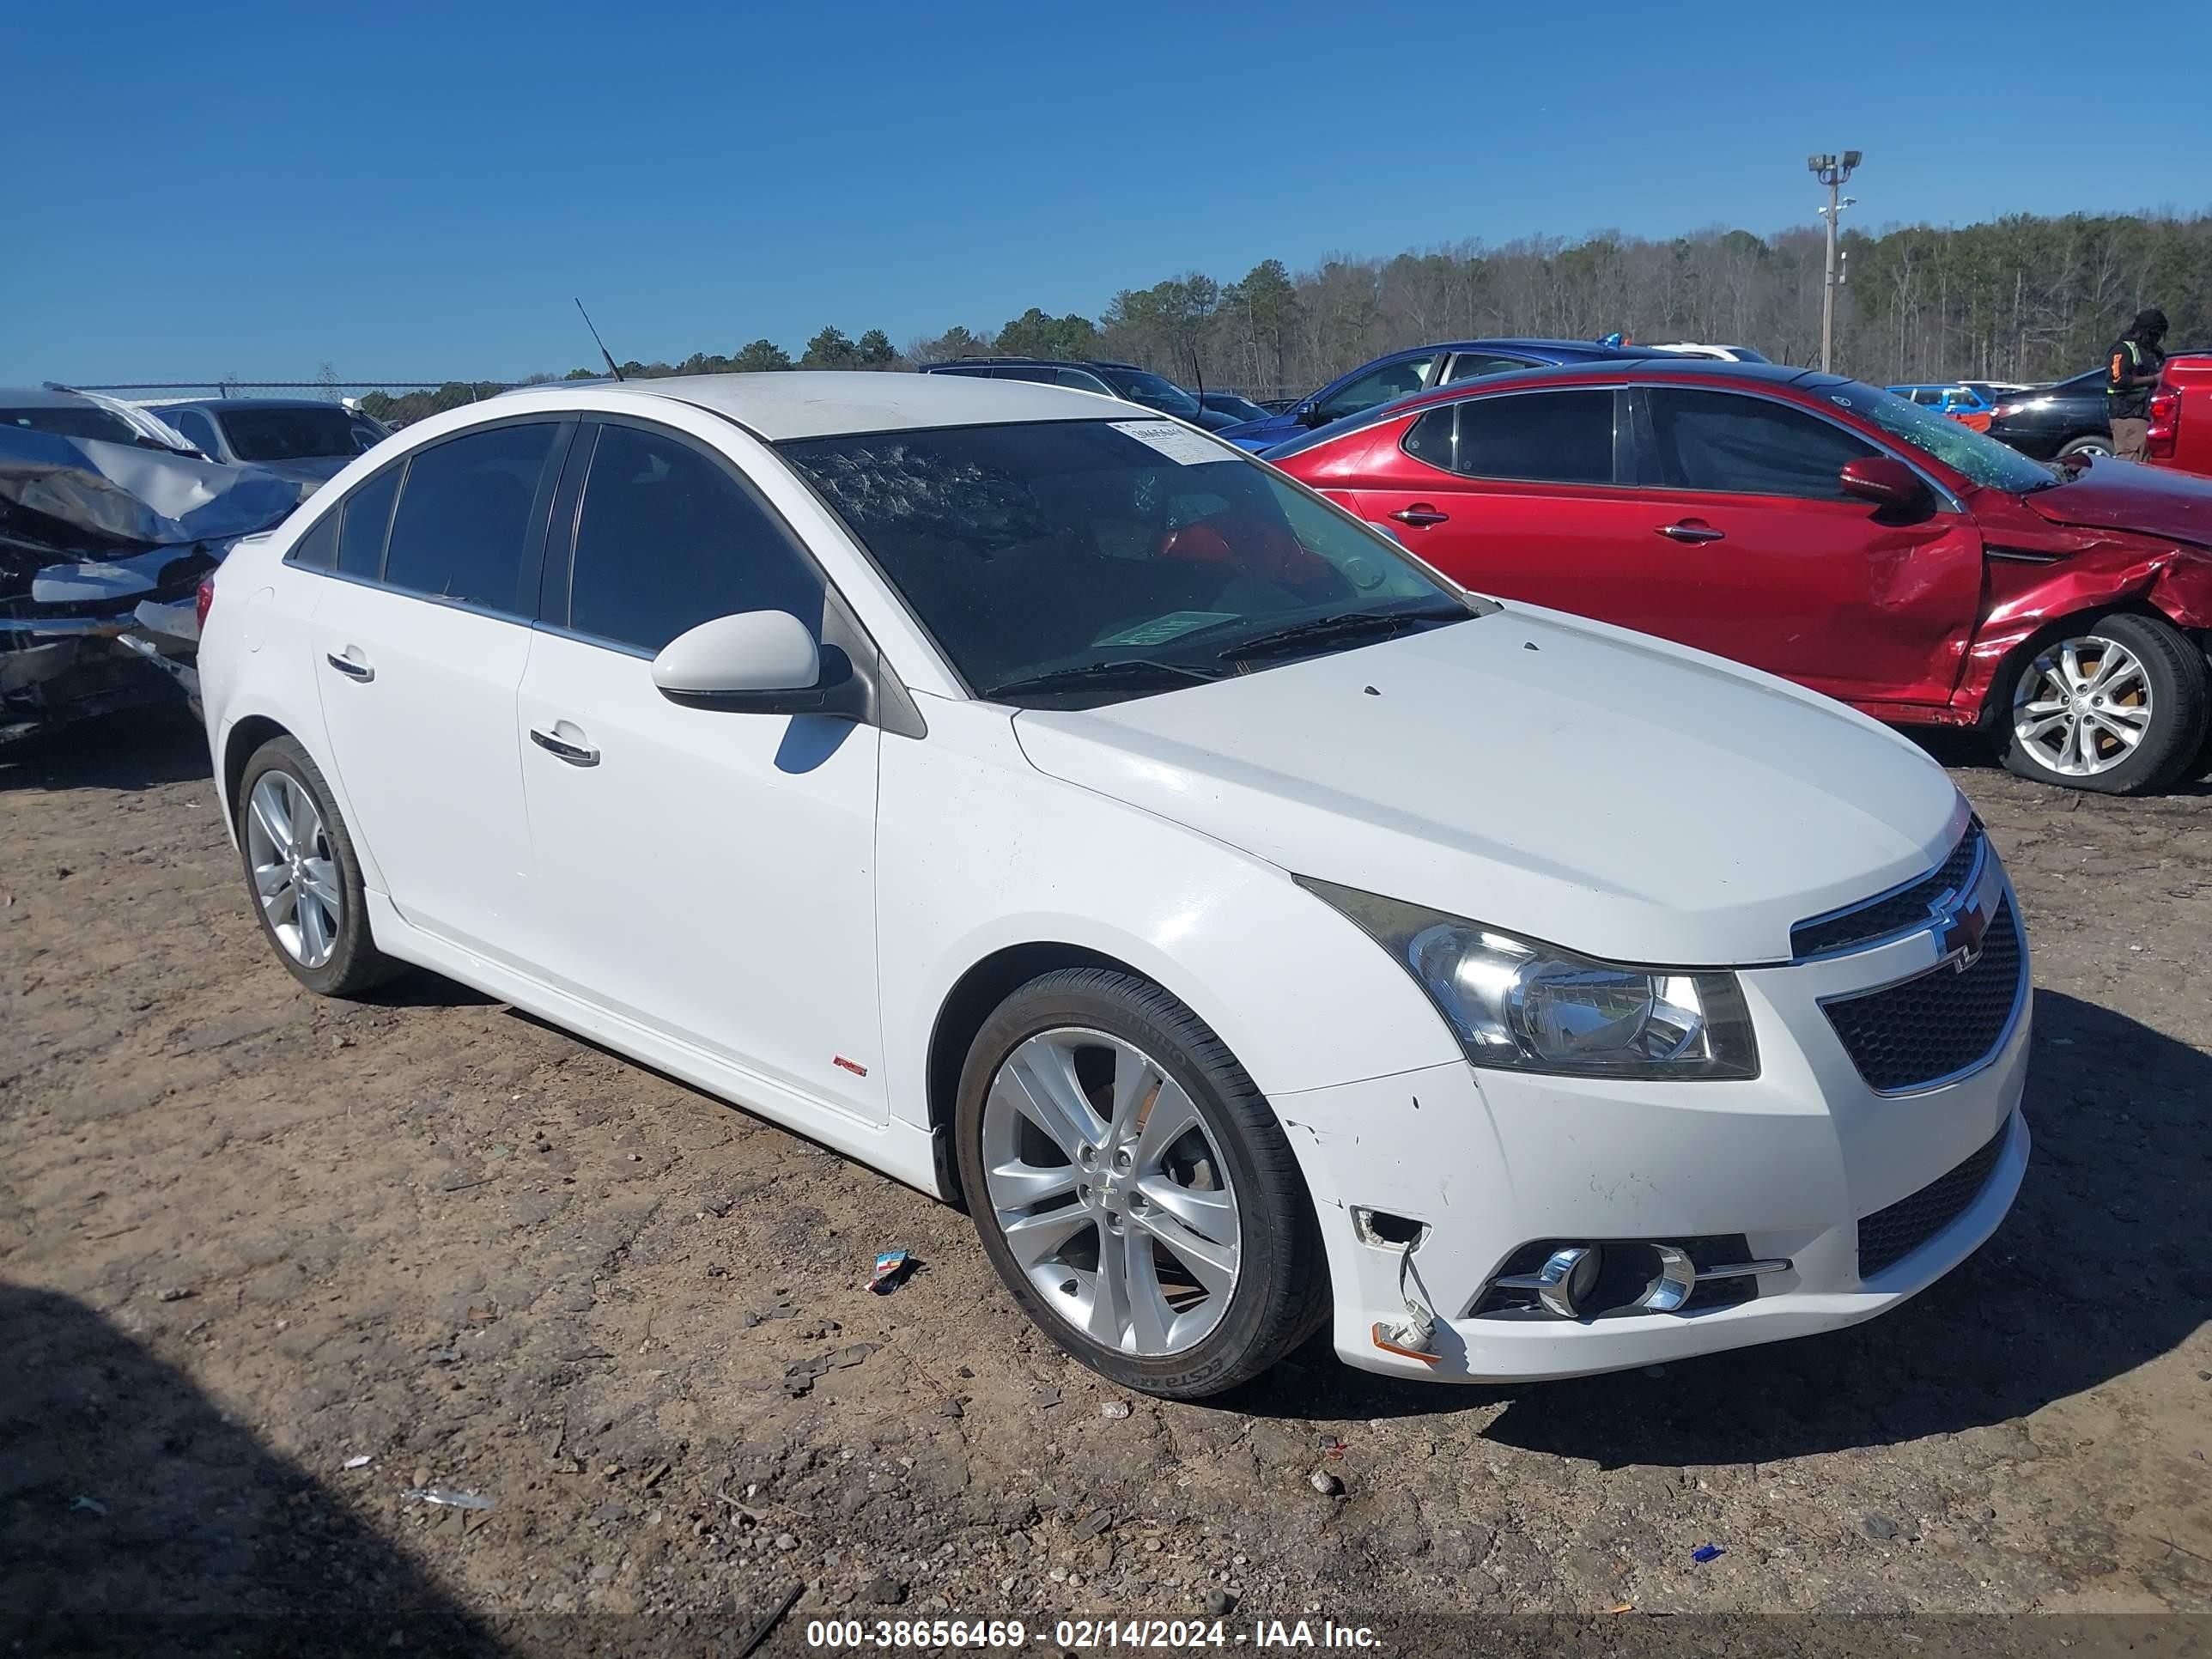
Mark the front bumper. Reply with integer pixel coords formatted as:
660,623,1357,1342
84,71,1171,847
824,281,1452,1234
1280,872,2033,1384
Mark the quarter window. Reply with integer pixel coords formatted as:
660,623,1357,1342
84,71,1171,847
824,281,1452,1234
1437,391,1619,485
172,410,224,455
289,507,339,571
1642,388,1877,499
380,423,559,611
337,463,402,578
567,424,824,654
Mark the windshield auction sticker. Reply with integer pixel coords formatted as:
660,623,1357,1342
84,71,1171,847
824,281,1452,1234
1110,420,1228,466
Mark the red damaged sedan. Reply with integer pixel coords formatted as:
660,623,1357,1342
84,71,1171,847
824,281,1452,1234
1270,361,2212,793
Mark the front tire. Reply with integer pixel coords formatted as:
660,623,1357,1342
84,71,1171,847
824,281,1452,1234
235,736,404,995
953,969,1328,1399
2057,433,2112,461
1999,613,2210,794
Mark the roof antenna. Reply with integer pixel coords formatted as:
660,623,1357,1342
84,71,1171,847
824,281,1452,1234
574,298,624,382
1185,342,1206,420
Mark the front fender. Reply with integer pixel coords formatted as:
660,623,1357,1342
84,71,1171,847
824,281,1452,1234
1958,544,2212,716
875,698,1461,1134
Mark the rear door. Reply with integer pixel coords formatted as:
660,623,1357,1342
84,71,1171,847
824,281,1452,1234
1629,386,1984,706
514,417,886,1124
307,419,569,960
1347,386,1672,619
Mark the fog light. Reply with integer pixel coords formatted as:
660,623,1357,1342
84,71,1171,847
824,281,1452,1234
1494,1244,1601,1319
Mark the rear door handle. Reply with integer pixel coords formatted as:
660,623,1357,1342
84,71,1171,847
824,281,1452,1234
325,650,374,682
1389,504,1450,527
1657,522,1725,544
529,726,601,768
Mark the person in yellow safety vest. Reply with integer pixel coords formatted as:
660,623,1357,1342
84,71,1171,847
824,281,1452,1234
2106,307,2168,461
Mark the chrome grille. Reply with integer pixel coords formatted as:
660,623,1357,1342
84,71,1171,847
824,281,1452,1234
1791,822,1984,959
1821,896,2025,1093
1856,1121,2010,1279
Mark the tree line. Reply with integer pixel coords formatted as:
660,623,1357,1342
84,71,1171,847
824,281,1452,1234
359,207,2208,425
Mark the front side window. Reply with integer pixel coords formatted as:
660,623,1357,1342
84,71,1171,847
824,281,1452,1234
1642,388,1877,499
380,422,559,611
1311,357,1434,424
567,424,824,653
219,406,382,463
781,419,1470,705
1835,382,2055,493
1439,391,1618,485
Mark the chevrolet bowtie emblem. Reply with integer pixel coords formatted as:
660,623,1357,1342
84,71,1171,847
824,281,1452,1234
1934,889,1992,973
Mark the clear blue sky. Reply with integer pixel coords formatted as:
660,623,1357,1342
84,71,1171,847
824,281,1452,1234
8,0,2206,386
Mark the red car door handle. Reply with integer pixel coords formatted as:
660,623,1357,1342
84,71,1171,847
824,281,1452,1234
1390,505,1449,527
1657,521,1725,544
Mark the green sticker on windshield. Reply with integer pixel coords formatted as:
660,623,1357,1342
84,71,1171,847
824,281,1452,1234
1095,611,1239,647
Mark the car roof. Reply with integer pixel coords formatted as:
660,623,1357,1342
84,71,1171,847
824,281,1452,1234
0,385,101,408
153,397,365,412
918,357,1146,374
482,369,1149,440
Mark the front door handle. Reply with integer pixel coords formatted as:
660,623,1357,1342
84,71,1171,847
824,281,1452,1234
1657,521,1725,544
325,650,374,682
529,726,601,768
1389,504,1450,527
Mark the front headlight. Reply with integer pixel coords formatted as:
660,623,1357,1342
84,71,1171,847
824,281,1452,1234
1299,877,1759,1080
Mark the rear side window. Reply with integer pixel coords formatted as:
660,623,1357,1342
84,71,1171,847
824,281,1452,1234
1443,391,1618,484
566,424,824,654
1443,353,1530,383
1642,388,1876,499
381,423,559,611
337,463,402,578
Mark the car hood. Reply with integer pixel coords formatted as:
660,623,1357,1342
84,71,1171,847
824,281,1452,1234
1218,414,1297,449
247,456,352,488
2019,459,2212,545
1012,605,1964,966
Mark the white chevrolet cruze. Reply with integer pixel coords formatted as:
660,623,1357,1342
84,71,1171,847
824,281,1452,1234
198,372,2030,1399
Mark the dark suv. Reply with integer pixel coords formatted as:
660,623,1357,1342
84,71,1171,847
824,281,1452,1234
916,357,1241,430
1985,369,2114,461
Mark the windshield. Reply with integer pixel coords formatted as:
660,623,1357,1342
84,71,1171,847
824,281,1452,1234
1831,381,2057,494
1103,370,1202,418
217,406,384,463
779,419,1471,704
1,405,139,442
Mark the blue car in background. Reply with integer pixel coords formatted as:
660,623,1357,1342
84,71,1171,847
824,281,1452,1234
1218,337,1656,450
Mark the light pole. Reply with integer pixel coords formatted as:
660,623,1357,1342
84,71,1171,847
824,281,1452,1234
1808,150,1862,373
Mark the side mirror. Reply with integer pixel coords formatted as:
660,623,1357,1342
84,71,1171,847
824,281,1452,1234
1297,404,1331,428
1838,455,1931,514
651,611,865,719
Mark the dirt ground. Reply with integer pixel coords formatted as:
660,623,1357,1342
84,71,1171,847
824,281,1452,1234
3,717,2209,1658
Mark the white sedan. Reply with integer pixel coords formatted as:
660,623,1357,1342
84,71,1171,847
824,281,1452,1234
197,371,2030,1399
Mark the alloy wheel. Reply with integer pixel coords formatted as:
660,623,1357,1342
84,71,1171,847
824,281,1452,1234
2011,635,2154,778
981,1028,1242,1357
245,770,342,968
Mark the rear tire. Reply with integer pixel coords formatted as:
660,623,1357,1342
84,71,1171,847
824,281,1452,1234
235,736,404,996
2057,433,2112,460
1999,613,2209,795
954,969,1329,1399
